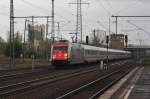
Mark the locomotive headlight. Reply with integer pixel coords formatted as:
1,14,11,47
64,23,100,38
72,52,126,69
53,55,56,59
64,53,68,57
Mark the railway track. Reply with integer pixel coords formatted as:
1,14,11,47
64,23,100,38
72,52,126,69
0,66,50,76
0,63,101,87
0,59,130,78
0,66,54,86
0,60,135,99
0,60,129,86
0,69,48,79
57,65,134,99
0,66,98,98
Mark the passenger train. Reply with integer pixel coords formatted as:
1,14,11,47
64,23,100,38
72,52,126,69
50,40,131,66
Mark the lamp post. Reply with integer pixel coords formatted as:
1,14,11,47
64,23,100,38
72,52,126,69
10,0,15,67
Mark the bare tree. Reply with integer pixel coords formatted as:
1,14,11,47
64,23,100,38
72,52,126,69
0,36,6,55
90,29,106,47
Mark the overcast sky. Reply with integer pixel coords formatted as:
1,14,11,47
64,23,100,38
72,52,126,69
0,0,150,45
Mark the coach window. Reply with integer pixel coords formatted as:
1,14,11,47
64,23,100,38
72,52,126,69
90,50,92,55
86,50,88,55
87,50,89,55
88,50,90,55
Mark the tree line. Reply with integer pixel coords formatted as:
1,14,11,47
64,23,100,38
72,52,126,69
0,32,49,59
0,29,106,58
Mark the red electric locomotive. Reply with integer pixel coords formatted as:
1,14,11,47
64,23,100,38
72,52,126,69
50,40,69,65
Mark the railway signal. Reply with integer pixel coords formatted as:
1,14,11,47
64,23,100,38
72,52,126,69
106,35,109,44
86,36,89,45
106,35,109,69
125,35,128,48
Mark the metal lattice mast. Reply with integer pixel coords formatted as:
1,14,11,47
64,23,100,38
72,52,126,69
57,22,60,40
51,0,55,42
76,0,82,43
80,0,83,43
70,0,89,43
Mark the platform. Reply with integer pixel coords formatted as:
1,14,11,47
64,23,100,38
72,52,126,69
127,66,150,99
111,66,150,99
99,66,150,99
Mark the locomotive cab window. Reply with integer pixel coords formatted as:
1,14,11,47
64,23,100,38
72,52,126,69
53,46,68,51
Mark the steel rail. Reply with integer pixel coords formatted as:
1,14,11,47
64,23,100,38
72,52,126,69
0,67,97,97
89,67,135,99
57,65,134,99
0,68,50,80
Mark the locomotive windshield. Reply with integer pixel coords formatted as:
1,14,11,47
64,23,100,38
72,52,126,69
53,46,68,51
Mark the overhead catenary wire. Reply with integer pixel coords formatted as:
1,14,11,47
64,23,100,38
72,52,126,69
0,0,150,42
105,0,117,15
97,21,108,31
15,0,73,36
116,0,141,14
45,0,76,16
97,20,114,34
21,0,72,22
94,0,115,35
127,20,150,37
125,19,150,22
93,0,142,35
95,0,114,15
21,0,50,12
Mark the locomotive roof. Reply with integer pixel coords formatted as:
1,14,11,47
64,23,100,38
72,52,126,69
52,42,68,46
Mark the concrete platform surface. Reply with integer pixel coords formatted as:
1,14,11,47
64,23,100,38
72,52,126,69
127,66,150,99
